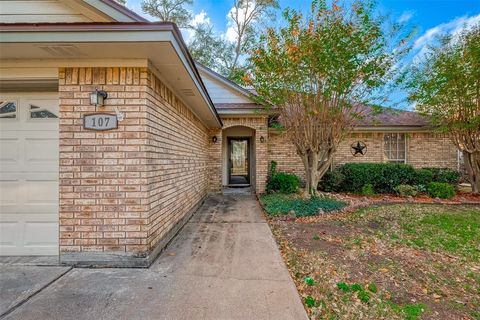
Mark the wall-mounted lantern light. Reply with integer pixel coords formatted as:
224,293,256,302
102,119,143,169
90,89,108,107
212,136,218,143
260,136,265,143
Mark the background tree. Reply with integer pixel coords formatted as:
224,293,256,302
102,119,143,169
188,23,235,76
189,0,278,80
407,24,480,193
246,0,410,197
223,0,278,80
141,0,192,27
114,0,126,5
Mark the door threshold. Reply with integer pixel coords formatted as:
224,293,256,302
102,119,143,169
226,184,250,188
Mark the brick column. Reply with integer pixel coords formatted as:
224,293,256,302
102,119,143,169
58,67,151,267
255,119,269,193
208,128,223,192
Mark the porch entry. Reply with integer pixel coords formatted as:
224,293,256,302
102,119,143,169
228,138,250,186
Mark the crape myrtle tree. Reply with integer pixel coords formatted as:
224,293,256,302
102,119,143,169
246,0,410,197
407,24,480,193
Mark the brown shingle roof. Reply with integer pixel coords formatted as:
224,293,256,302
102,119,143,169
214,103,431,128
214,103,261,110
355,105,430,127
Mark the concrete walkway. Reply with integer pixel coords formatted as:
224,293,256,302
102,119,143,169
1,195,308,320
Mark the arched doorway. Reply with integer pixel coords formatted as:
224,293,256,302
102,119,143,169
222,126,256,189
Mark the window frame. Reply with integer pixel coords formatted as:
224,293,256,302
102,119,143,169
28,103,59,119
383,132,407,163
0,100,18,119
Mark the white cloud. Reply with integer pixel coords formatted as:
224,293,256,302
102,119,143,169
413,13,480,50
410,13,480,63
191,10,210,27
182,11,211,42
225,1,256,43
398,11,414,24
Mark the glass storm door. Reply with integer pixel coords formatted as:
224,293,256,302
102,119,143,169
228,138,249,185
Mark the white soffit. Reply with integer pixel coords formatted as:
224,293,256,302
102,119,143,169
0,27,221,127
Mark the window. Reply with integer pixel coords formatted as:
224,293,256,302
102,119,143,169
30,104,58,119
0,101,17,118
384,133,406,163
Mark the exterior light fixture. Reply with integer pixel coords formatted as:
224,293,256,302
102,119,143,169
90,89,108,107
260,136,265,143
212,136,218,143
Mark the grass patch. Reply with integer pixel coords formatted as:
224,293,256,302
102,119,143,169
260,193,346,217
388,302,425,320
354,205,480,261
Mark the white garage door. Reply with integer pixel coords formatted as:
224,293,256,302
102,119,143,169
0,94,59,255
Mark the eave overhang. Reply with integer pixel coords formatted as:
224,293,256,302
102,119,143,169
0,22,222,128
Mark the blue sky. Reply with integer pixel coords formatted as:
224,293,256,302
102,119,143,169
126,0,480,109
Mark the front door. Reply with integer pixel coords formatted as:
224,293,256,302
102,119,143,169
228,138,249,185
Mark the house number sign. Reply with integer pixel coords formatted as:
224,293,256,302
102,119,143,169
83,113,118,131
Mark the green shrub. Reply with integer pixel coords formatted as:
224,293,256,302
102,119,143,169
394,184,418,197
267,172,300,194
319,170,345,192
361,184,376,196
339,163,416,194
427,182,456,199
319,163,460,195
260,194,346,216
375,164,417,193
415,169,434,185
422,168,461,184
266,161,300,194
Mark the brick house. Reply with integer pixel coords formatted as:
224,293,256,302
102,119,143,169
0,0,460,267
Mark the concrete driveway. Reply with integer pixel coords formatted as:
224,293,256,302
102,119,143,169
0,195,308,320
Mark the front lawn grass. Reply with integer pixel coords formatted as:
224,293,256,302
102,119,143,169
260,193,346,216
352,205,480,261
269,204,480,319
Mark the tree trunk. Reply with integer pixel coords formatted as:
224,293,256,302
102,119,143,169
463,150,480,194
300,150,332,198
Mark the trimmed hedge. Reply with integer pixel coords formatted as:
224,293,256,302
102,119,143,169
266,161,300,194
427,182,456,199
319,163,460,195
422,168,461,184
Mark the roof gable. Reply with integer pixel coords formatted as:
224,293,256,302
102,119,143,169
0,0,145,23
197,64,254,104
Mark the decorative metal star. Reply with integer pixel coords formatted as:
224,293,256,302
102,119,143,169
351,141,367,156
